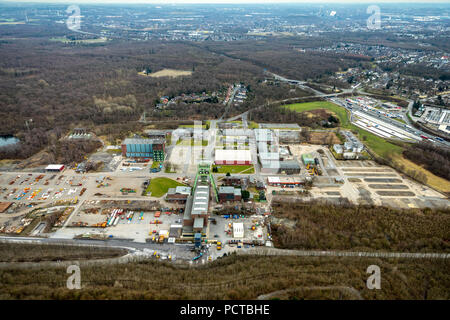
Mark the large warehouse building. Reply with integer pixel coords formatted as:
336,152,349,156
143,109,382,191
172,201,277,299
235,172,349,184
215,149,252,165
121,138,165,161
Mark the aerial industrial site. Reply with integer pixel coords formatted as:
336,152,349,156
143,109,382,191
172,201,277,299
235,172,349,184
0,0,448,304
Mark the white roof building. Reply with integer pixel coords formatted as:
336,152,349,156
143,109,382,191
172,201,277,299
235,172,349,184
45,164,65,171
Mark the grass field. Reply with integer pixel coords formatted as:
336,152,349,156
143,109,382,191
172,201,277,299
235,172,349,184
146,178,186,198
213,165,255,174
106,149,122,154
139,69,192,78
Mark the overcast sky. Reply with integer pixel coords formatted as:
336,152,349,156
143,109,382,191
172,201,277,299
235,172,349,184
2,0,450,4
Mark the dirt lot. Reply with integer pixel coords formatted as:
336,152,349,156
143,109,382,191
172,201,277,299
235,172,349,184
94,176,147,197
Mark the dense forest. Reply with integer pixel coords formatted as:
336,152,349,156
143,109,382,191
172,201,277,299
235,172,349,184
271,200,450,253
403,142,450,181
0,33,366,161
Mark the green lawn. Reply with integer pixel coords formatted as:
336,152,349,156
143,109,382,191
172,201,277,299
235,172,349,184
283,101,403,158
146,178,186,198
212,165,255,174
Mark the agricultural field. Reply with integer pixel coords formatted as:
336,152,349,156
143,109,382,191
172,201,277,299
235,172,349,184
146,178,186,198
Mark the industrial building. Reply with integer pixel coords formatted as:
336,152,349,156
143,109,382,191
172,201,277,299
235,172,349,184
215,149,252,165
121,138,165,161
218,186,242,203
